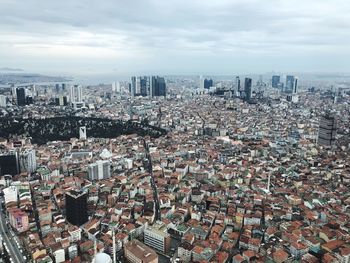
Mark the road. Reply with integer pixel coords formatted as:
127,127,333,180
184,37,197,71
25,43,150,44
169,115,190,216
0,198,24,263
142,139,161,221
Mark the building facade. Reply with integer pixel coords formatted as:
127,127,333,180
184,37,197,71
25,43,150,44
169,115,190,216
66,190,88,226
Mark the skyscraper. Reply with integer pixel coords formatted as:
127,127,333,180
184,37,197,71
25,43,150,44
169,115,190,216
66,190,88,226
16,87,26,106
199,75,205,90
70,85,83,103
235,76,241,91
156,77,166,96
285,75,295,93
317,114,337,147
140,76,148,96
293,77,298,94
244,78,252,101
131,76,166,97
150,76,166,97
131,76,136,96
204,79,213,89
87,160,111,181
272,75,280,88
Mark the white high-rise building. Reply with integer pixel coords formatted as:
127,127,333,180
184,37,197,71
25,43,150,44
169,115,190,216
79,126,87,140
116,81,121,93
19,149,37,173
112,81,116,93
199,75,205,90
0,95,6,107
87,160,111,181
70,85,83,103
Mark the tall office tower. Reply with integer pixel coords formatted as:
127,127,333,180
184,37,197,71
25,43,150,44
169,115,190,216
145,77,151,96
0,95,6,107
62,83,66,91
131,76,136,96
244,78,252,101
285,75,295,93
150,76,156,97
112,81,116,93
235,76,241,90
66,190,88,226
155,77,166,96
55,83,60,93
58,96,68,106
87,160,111,181
19,149,37,173
16,87,26,106
272,75,280,88
135,77,142,95
116,81,121,93
140,76,148,96
204,78,213,89
293,77,298,94
199,75,205,90
0,152,20,176
318,114,337,147
70,85,83,103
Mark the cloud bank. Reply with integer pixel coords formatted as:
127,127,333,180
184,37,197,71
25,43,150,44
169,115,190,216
0,0,349,75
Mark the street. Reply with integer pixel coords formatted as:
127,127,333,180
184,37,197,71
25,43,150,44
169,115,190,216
142,139,161,221
0,198,24,263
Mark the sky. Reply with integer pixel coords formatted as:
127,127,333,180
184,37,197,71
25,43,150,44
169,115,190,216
0,0,349,76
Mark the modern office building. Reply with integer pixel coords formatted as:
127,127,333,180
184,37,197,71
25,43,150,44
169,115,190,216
66,190,88,226
87,160,111,181
199,75,205,90
272,75,280,88
55,96,68,106
0,152,20,176
285,75,295,93
144,221,171,253
293,77,298,94
317,114,337,147
204,79,213,89
235,76,241,90
16,87,26,106
131,76,166,97
154,77,166,97
124,240,158,263
244,78,252,101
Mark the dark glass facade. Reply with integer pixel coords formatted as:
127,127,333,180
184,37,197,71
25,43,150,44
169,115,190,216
66,190,88,226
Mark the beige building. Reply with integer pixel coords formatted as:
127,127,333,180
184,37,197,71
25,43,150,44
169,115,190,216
124,240,158,263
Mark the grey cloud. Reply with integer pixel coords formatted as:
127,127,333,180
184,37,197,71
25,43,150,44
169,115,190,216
0,0,349,74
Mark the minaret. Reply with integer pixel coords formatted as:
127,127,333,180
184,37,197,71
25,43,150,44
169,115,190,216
94,239,97,255
112,227,116,263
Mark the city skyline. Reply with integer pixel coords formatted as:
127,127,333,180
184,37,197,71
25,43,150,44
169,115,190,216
0,0,350,75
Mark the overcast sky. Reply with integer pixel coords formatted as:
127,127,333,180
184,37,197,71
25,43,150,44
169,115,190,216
0,0,349,76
